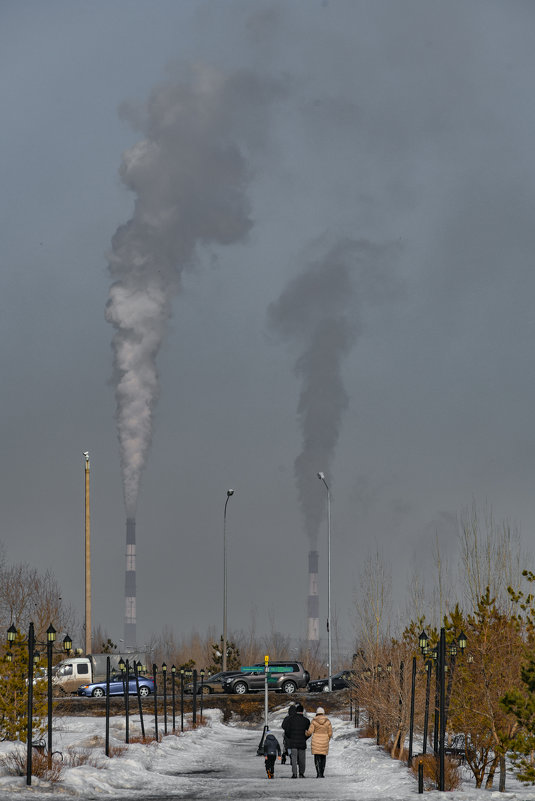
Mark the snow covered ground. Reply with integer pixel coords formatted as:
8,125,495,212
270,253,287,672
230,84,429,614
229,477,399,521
1,707,535,799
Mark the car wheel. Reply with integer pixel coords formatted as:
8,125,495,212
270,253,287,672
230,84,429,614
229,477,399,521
281,680,297,694
201,686,212,694
138,685,150,697
233,681,248,694
322,685,330,692
92,687,105,698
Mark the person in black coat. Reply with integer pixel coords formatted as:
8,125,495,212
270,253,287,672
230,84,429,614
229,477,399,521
263,730,281,778
281,704,296,763
281,703,310,777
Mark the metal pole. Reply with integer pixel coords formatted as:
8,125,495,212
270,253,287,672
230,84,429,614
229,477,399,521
105,656,110,756
163,664,167,735
180,670,184,732
84,452,92,656
26,622,35,786
433,657,439,754
264,656,269,730
439,628,446,791
223,489,234,673
408,656,416,765
318,473,332,690
134,661,145,739
47,638,53,769
153,664,159,741
171,667,176,733
423,661,431,754
124,659,130,744
200,672,204,724
192,670,197,727
327,483,332,690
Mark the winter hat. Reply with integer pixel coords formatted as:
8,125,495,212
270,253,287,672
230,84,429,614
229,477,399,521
316,707,325,714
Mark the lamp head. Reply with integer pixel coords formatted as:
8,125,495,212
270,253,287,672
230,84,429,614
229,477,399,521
317,472,324,480
227,489,234,497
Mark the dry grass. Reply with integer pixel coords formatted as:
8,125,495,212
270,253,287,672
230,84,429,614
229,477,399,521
357,723,376,739
410,753,461,791
108,744,127,758
3,747,63,782
64,745,100,768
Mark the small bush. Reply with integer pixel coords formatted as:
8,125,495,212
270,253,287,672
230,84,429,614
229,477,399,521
410,753,461,791
358,723,376,739
3,747,63,783
64,746,99,768
129,734,158,745
108,744,127,758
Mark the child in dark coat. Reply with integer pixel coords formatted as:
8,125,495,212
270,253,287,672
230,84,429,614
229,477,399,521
263,731,282,778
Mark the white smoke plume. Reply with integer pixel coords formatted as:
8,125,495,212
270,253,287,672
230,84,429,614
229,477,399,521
106,64,280,516
268,238,394,546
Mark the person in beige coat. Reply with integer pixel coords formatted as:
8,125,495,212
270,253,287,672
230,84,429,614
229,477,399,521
306,707,333,778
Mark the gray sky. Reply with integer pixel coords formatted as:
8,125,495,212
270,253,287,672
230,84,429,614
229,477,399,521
2,0,535,656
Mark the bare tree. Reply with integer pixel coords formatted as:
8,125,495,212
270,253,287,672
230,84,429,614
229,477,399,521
459,501,527,614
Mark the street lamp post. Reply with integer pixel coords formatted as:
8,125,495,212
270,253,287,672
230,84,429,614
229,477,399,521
46,625,56,768
171,665,176,733
317,472,332,691
180,668,185,732
7,623,71,783
223,489,234,673
419,629,467,791
162,663,168,735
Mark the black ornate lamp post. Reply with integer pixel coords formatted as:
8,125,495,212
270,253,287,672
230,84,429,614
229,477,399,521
162,663,168,735
46,625,56,768
408,655,417,766
171,665,176,733
419,628,467,791
7,623,70,784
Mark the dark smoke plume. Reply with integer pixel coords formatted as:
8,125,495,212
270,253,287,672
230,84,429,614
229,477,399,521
268,238,392,545
106,64,280,516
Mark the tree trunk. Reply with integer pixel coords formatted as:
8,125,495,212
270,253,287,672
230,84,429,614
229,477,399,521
499,755,506,792
485,754,499,788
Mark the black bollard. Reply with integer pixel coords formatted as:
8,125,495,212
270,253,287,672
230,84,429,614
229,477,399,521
418,759,424,793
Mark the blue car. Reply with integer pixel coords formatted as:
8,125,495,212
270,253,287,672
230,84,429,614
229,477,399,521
77,673,155,698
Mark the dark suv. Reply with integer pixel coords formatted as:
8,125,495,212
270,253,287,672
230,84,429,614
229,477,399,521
222,661,309,695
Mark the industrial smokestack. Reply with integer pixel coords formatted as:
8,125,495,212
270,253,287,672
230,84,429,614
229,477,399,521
124,517,136,649
307,549,319,642
268,238,395,641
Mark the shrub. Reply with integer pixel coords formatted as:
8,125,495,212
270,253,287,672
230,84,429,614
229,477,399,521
410,753,461,791
3,747,63,782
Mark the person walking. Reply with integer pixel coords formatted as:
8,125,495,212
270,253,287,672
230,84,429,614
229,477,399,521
306,706,333,778
282,702,310,778
281,703,296,764
263,730,281,779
